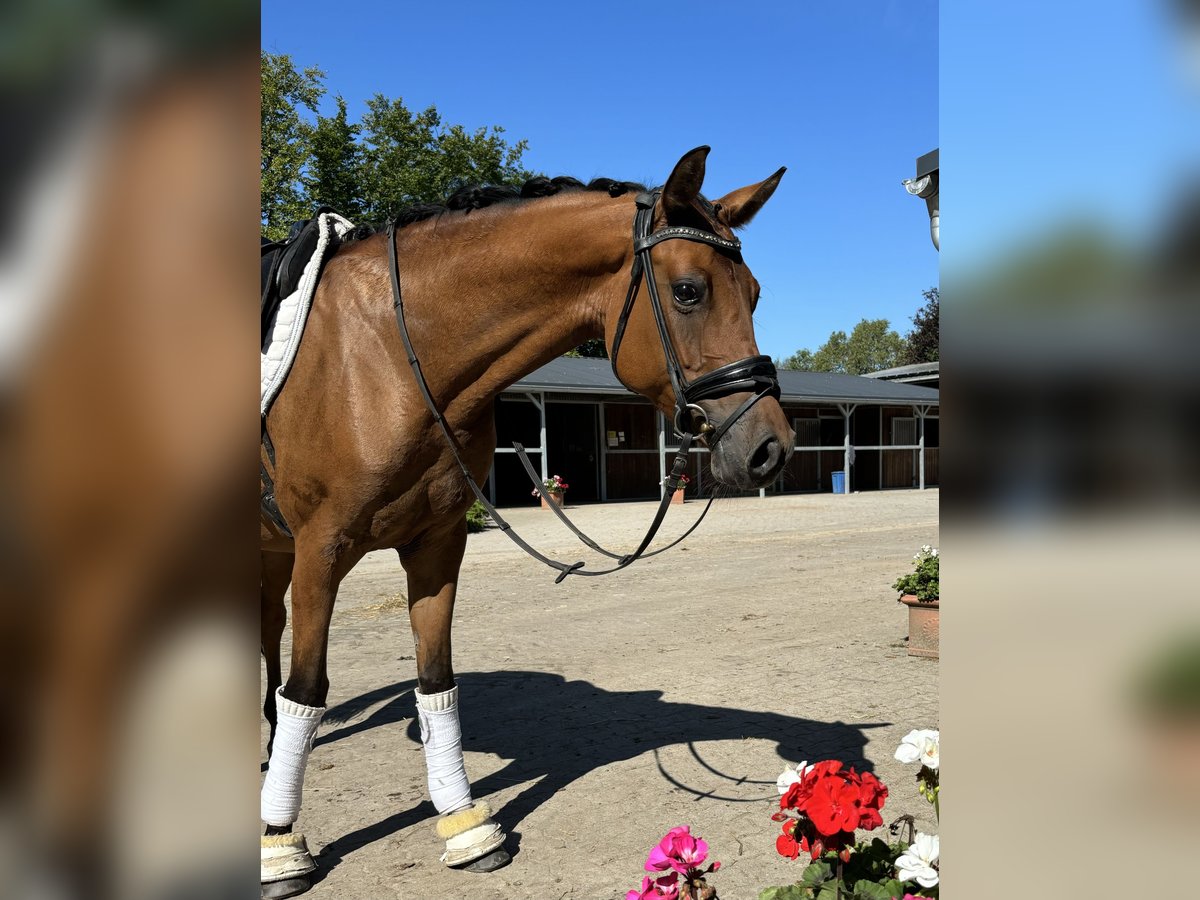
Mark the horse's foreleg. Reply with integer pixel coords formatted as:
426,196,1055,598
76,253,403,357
260,543,336,894
401,521,509,872
260,550,293,758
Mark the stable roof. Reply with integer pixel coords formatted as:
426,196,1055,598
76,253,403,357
510,357,938,406
863,361,940,384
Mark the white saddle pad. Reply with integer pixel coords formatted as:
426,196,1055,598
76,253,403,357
260,212,355,416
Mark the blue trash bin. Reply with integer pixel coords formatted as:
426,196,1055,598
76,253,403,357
831,470,846,494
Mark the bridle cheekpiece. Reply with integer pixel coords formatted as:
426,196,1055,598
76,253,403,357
608,191,781,448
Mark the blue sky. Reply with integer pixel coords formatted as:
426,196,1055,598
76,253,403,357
943,2,1200,272
263,0,939,361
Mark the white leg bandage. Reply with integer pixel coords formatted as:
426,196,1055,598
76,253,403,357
261,687,324,827
415,685,473,815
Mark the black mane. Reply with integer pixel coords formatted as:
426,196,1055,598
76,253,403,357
345,176,650,243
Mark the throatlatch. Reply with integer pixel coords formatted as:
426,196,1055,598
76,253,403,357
384,188,780,582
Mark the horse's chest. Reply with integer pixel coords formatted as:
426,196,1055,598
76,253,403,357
364,436,489,548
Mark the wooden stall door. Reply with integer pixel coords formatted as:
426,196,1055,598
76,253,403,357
547,403,600,502
784,418,820,492
883,417,916,488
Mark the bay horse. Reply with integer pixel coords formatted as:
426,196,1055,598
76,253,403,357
259,146,794,895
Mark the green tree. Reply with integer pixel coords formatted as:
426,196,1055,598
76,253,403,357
844,318,905,374
358,94,532,220
779,336,846,373
261,51,534,237
778,319,904,375
303,94,363,219
901,287,939,364
778,348,817,371
565,339,608,359
812,330,849,373
261,52,324,239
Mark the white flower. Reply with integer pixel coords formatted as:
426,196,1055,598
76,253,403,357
920,544,932,554
930,548,939,557
895,832,939,888
894,728,940,771
776,761,815,794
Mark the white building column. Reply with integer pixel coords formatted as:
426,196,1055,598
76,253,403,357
917,405,927,491
837,403,857,493
524,392,549,483
538,392,548,483
657,411,667,500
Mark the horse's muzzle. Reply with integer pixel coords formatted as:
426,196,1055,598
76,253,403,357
707,400,794,489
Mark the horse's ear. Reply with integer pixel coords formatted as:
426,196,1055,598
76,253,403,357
713,167,787,229
661,146,710,221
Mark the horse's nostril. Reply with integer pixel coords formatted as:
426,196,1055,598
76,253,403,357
749,440,772,471
749,437,782,477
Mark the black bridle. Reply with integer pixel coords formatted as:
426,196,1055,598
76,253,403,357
385,190,780,583
611,191,781,444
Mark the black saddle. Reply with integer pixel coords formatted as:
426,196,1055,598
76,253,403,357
261,208,338,352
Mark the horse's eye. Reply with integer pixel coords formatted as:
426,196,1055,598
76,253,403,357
673,282,700,306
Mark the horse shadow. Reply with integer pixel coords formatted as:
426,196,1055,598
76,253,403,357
307,670,887,878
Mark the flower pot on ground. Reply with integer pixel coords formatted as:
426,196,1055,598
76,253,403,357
900,595,940,659
533,474,569,509
893,545,939,660
666,473,692,505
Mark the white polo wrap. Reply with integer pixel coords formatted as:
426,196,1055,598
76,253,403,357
415,685,473,814
260,687,324,827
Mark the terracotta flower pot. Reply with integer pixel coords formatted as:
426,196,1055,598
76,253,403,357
671,488,686,505
540,491,564,509
900,594,939,659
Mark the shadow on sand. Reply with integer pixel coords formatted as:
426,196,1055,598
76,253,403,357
301,670,888,878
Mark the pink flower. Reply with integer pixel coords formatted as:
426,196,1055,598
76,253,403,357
644,825,711,876
626,874,680,900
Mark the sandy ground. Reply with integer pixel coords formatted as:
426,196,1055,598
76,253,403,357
262,489,939,900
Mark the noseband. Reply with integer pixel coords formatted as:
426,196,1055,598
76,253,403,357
384,191,780,582
609,192,781,446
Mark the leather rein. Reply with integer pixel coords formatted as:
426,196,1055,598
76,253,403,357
385,190,780,583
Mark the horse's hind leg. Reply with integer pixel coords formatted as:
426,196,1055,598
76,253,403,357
260,541,341,896
261,550,293,758
401,520,509,872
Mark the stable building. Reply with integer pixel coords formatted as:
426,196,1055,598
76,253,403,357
483,358,939,506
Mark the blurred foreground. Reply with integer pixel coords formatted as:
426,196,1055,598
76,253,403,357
943,2,1200,897
1,2,258,897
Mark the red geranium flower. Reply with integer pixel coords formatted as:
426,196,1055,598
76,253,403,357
856,770,888,830
775,822,800,860
806,776,862,835
780,782,802,811
774,759,888,862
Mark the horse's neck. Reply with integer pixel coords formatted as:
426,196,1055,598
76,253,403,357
394,195,631,422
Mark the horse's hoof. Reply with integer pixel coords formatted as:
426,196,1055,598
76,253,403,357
459,848,511,873
261,877,311,899
262,833,317,895
437,801,508,868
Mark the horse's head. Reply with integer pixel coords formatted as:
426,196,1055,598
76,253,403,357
606,147,794,490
